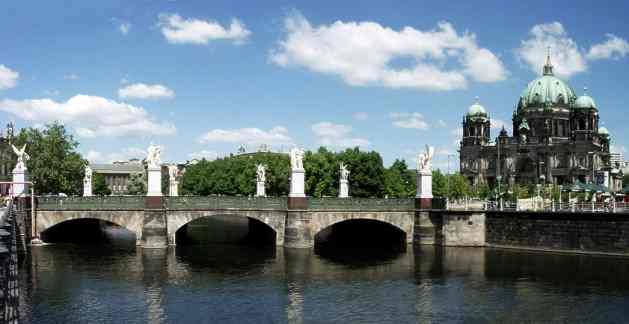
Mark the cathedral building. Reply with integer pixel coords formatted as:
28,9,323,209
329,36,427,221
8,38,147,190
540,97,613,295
459,54,623,192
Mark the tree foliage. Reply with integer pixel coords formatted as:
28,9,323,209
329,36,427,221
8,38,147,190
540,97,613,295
384,159,415,198
181,153,289,196
92,173,111,196
126,173,147,195
181,147,389,198
14,123,86,195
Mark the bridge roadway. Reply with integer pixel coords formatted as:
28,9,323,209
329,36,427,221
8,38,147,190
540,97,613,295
34,196,419,248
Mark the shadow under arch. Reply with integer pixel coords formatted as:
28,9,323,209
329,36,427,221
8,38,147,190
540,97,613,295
41,218,137,246
314,219,407,265
174,214,277,246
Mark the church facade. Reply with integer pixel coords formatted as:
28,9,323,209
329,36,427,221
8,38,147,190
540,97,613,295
459,54,623,192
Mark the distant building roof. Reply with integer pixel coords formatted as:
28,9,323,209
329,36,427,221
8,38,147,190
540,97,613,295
91,161,144,174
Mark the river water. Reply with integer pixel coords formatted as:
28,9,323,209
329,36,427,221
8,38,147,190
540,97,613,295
18,242,629,323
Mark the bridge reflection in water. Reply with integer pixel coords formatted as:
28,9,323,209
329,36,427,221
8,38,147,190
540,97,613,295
19,241,629,323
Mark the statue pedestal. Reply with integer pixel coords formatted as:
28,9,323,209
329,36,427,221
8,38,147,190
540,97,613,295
339,179,349,198
169,180,178,197
256,181,266,197
83,178,92,197
289,168,305,198
416,171,432,209
147,166,162,197
12,168,28,196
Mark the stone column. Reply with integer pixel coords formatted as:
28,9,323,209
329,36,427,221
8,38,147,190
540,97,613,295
289,168,307,209
256,180,265,197
83,176,92,197
11,168,27,197
168,179,178,197
339,179,349,198
416,170,433,209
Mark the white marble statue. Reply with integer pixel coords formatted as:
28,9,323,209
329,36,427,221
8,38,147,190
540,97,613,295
290,147,304,170
416,145,434,173
339,162,350,181
147,144,162,169
11,144,29,171
84,165,92,181
168,165,178,180
256,164,266,182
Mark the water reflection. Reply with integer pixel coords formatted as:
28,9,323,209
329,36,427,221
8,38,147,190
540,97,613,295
18,243,629,323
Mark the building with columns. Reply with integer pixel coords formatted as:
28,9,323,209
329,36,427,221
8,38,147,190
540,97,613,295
459,53,623,192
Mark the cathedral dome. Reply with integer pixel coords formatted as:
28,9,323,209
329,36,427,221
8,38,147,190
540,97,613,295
574,88,597,110
467,97,487,117
518,53,577,109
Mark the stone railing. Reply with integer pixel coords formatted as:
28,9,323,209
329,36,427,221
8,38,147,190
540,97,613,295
308,197,415,211
37,196,145,210
0,204,19,323
165,196,288,210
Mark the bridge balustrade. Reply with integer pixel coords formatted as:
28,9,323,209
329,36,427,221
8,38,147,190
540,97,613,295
165,196,288,210
308,197,415,211
37,196,145,210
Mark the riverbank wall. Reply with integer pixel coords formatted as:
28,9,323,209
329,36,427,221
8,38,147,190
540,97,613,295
421,210,629,256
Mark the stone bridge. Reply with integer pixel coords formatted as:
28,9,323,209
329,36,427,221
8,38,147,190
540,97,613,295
34,196,420,248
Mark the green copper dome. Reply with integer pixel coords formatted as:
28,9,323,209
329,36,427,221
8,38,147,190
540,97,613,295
574,87,597,110
467,97,487,117
518,54,577,109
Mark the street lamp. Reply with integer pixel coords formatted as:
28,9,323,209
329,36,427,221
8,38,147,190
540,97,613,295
539,174,546,210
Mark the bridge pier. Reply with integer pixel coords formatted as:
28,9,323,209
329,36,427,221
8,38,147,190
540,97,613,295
142,197,168,249
284,210,313,249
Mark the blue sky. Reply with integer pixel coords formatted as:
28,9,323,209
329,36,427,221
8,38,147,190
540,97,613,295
1,0,628,170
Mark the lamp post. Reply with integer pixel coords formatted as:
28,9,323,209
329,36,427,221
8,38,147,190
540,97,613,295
539,174,546,210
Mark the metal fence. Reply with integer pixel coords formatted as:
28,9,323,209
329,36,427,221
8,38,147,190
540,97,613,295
485,201,629,213
37,196,145,210
165,196,288,210
0,204,19,324
308,197,415,211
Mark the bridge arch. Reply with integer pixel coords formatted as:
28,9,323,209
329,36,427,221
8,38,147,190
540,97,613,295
167,210,286,246
310,211,414,245
37,210,144,244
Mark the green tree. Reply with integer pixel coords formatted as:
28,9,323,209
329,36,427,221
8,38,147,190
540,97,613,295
92,173,111,196
385,159,415,198
447,173,471,200
14,123,86,195
126,173,147,195
337,148,385,198
432,169,447,198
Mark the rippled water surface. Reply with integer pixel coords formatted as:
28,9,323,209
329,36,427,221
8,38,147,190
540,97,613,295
19,244,629,323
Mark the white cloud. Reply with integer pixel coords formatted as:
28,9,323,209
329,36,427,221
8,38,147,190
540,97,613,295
119,22,132,35
0,65,19,90
64,73,79,80
270,12,507,91
311,122,370,148
188,150,218,161
390,112,430,130
0,94,176,138
118,83,175,100
353,112,369,121
516,22,587,78
86,147,146,163
587,34,629,60
158,13,251,45
199,126,293,146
